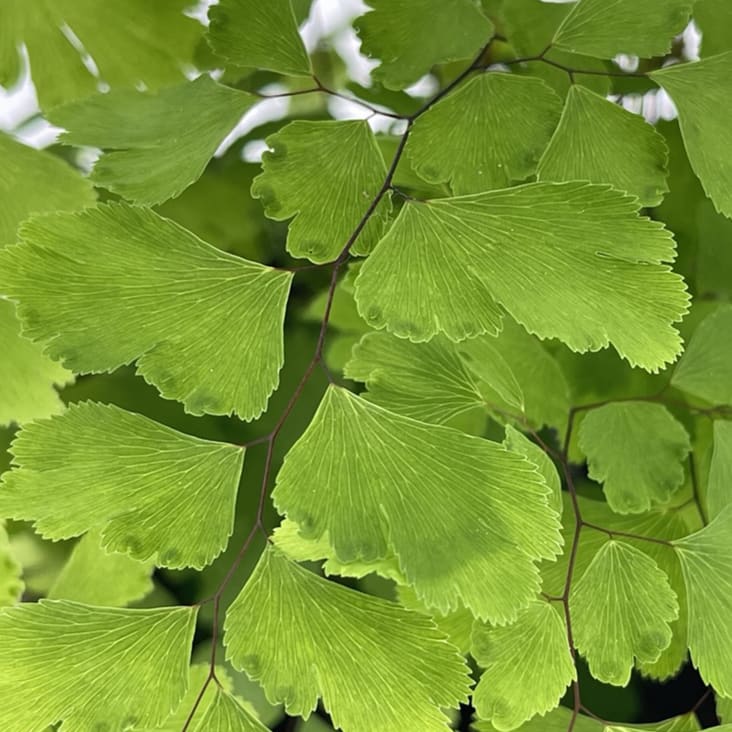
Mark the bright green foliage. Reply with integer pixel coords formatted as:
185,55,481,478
674,506,732,696
0,300,72,427
344,331,486,423
406,73,562,193
224,546,471,731
0,0,201,109
472,601,575,731
207,0,311,76
553,0,694,59
718,696,732,723
651,54,732,219
571,541,678,686
708,421,732,519
47,529,153,606
0,205,293,418
194,687,268,732
252,121,390,263
578,402,690,513
0,402,244,569
354,0,493,90
538,86,669,207
672,305,732,405
274,386,560,620
0,132,95,245
0,522,23,607
50,76,255,205
0,600,196,731
355,182,688,371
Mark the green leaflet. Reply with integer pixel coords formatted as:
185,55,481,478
251,121,390,263
406,73,562,194
0,300,72,427
708,421,732,519
0,0,201,109
674,505,732,696
672,305,732,405
651,53,732,219
50,76,255,206
578,402,691,514
0,132,95,246
695,0,732,57
718,696,732,723
354,182,688,371
354,0,493,90
538,86,669,207
224,546,471,731
193,687,268,732
0,522,23,607
0,600,196,731
0,402,244,569
207,0,311,76
47,529,153,607
553,0,694,59
472,601,575,731
273,386,561,621
570,540,678,686
0,204,293,419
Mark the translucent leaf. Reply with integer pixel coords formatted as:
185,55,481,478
553,0,694,59
0,204,293,419
207,0,311,77
672,305,732,405
472,601,575,731
0,402,244,569
673,505,732,695
344,331,486,424
193,687,268,732
0,300,72,427
0,132,95,245
651,54,732,219
0,0,201,109
578,402,690,513
355,182,688,371
354,0,493,90
538,86,669,207
50,76,255,205
0,600,196,731
708,421,732,520
406,73,562,194
47,529,153,607
0,522,23,607
251,120,390,263
273,386,561,621
571,541,678,686
224,546,471,731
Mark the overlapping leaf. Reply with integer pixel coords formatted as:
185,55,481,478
695,0,732,57
355,0,493,89
0,204,293,418
538,86,669,207
672,305,732,405
673,505,732,696
0,402,244,569
355,182,688,371
193,687,268,732
708,421,732,519
406,73,562,194
578,402,690,513
273,386,561,621
224,547,471,731
47,529,153,607
0,600,196,731
472,601,575,731
0,0,201,109
0,522,23,607
553,0,694,59
651,54,732,219
570,540,678,686
252,121,390,263
50,76,255,205
207,0,311,76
